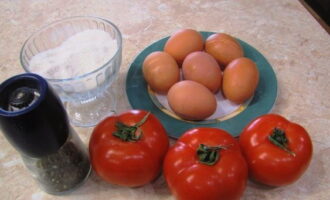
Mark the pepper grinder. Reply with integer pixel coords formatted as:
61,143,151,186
0,73,91,194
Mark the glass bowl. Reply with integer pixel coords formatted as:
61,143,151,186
20,16,122,127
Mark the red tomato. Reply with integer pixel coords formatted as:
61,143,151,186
239,114,313,186
89,110,169,187
164,128,248,200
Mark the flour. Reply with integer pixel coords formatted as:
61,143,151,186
29,29,118,79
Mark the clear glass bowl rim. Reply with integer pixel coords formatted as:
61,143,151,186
20,16,122,83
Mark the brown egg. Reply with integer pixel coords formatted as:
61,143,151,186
143,51,180,93
205,33,244,68
222,57,259,104
167,80,217,120
164,29,204,65
182,51,222,93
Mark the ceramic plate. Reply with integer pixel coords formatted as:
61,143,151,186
126,31,277,138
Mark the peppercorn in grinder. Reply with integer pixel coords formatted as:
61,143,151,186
0,73,91,194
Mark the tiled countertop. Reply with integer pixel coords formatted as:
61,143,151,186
0,0,329,199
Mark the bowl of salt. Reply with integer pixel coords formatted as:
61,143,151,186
20,16,122,127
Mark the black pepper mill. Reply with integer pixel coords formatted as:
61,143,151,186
0,73,91,194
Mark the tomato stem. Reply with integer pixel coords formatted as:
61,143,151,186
268,128,296,157
113,112,151,142
196,144,230,166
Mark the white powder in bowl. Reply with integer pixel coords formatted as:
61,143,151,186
29,29,118,79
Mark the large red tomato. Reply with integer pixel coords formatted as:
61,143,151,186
239,114,313,186
89,110,169,187
164,128,248,200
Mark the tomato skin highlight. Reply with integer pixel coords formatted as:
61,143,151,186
164,128,248,200
89,110,169,187
239,114,313,186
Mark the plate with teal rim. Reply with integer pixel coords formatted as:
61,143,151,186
126,31,277,138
